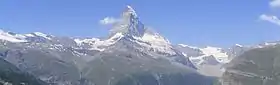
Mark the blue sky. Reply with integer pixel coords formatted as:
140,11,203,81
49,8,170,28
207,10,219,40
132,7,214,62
0,0,280,47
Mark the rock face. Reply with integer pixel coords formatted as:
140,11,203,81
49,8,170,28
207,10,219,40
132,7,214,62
0,6,215,85
0,41,83,84
110,5,145,37
221,45,280,85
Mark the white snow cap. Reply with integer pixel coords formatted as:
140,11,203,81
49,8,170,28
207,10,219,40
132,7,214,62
33,32,52,40
200,46,229,63
235,44,243,47
178,44,199,49
75,33,124,51
0,29,27,42
178,44,188,47
264,42,278,46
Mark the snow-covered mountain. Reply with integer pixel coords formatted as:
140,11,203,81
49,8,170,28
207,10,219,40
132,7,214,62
75,6,176,55
0,6,218,85
1,5,280,85
72,5,196,69
1,5,279,80
175,42,280,77
176,44,232,65
0,29,53,43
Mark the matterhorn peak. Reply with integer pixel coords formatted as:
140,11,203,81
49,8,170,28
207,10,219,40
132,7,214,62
125,5,138,17
110,5,145,37
121,5,138,20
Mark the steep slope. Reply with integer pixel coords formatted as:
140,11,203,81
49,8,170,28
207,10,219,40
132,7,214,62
0,58,47,85
221,44,280,85
0,40,85,84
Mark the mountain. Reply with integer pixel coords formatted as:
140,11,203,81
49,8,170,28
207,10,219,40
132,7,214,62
175,42,279,77
74,5,196,69
221,44,280,85
0,6,215,85
175,44,246,77
0,58,47,85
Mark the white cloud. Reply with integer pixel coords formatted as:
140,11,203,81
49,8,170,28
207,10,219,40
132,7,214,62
259,14,280,26
270,0,280,8
99,17,119,25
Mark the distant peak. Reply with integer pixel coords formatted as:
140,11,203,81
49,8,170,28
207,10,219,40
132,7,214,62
235,44,243,47
33,32,46,36
32,32,52,40
178,44,199,49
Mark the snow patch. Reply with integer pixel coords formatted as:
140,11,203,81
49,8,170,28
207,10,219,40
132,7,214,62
264,42,278,46
0,30,27,42
24,34,35,37
182,52,187,57
255,42,279,48
74,33,124,51
178,44,199,49
33,32,52,40
126,5,138,17
235,44,243,47
133,33,176,55
200,46,229,63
